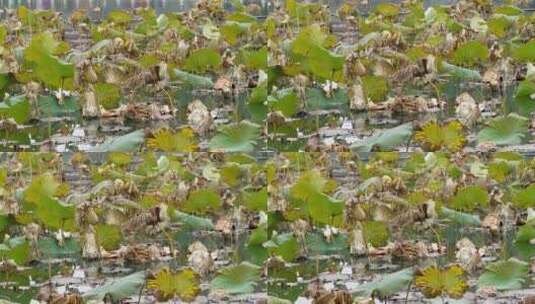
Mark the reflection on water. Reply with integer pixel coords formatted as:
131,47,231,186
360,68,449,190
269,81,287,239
0,0,272,15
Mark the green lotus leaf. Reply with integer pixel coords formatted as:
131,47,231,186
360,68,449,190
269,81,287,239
240,47,267,70
290,24,334,56
83,271,146,302
305,87,348,111
95,83,121,110
362,220,390,247
351,123,413,152
37,237,80,258
92,129,145,152
96,224,123,251
307,192,344,226
220,22,247,45
415,265,468,298
0,236,31,265
290,170,327,201
451,41,489,67
24,173,60,204
514,80,535,116
0,25,6,43
478,258,529,290
241,188,267,212
477,113,529,145
169,208,214,230
265,233,299,262
226,12,257,23
488,161,512,182
0,95,31,124
494,5,523,16
208,121,261,153
248,83,268,122
512,40,535,63
182,188,221,214
440,61,482,81
0,213,8,233
513,184,535,208
353,267,414,299
286,0,321,22
373,3,400,17
172,69,214,88
211,262,261,294
107,10,132,25
440,207,481,226
37,95,80,118
268,88,299,117
305,232,349,255
24,32,74,89
183,48,221,73
304,45,344,81
362,75,389,103
488,16,510,38
514,224,535,259
35,196,76,231
450,186,489,212
248,225,268,246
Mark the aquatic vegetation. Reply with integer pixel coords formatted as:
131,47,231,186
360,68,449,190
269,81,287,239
268,151,535,303
0,0,534,303
147,268,200,301
415,265,468,299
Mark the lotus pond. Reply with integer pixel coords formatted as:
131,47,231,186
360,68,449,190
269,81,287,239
0,0,534,304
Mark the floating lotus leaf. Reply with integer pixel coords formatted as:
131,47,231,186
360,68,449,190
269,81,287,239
512,184,535,208
265,233,299,262
24,173,60,204
451,41,489,67
362,220,390,247
241,188,267,212
353,267,414,299
211,262,261,294
183,48,221,73
477,114,528,146
373,3,400,17
307,192,344,226
34,196,76,231
290,170,327,201
362,75,389,102
95,224,122,251
24,32,74,89
208,121,261,153
0,237,31,265
182,188,221,214
450,186,489,212
514,224,535,259
83,271,146,302
268,88,299,117
92,129,145,152
478,258,529,290
172,69,214,88
514,80,535,116
351,123,413,152
95,83,121,110
240,47,267,70
441,62,482,81
0,95,31,124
